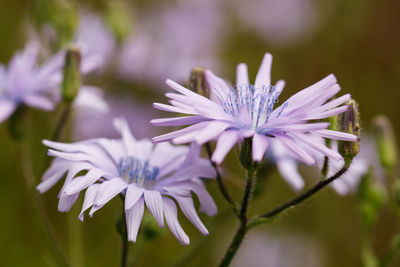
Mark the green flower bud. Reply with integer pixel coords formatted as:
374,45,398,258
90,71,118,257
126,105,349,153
33,0,78,47
371,115,398,171
187,67,210,98
105,0,132,44
62,46,81,103
338,100,361,164
358,168,383,230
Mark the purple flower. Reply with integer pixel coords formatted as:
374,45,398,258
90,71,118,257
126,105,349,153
152,53,357,165
37,118,217,245
268,136,382,194
75,12,116,72
118,0,224,85
0,41,107,123
0,41,62,122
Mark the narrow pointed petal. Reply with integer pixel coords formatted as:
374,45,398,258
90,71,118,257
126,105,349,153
126,198,145,242
144,190,164,227
276,134,315,165
163,198,190,245
211,130,239,164
64,169,106,195
315,130,358,141
236,63,249,85
58,192,80,212
0,100,16,123
194,121,231,145
94,178,127,207
125,184,145,210
173,195,209,235
254,53,272,88
191,182,217,216
252,133,270,162
276,159,305,191
79,184,100,221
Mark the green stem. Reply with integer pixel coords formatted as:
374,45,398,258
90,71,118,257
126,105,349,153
118,197,129,267
218,167,255,267
379,234,400,267
218,224,248,267
258,165,349,219
18,145,69,267
52,104,72,141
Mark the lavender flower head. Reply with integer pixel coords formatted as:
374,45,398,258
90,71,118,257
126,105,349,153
37,118,217,245
0,41,107,123
152,53,358,165
0,41,61,122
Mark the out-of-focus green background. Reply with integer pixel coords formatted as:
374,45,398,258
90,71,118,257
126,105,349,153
0,0,399,266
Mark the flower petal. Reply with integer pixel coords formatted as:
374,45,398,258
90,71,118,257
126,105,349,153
252,133,270,162
254,53,272,88
79,183,100,221
94,178,127,207
172,195,208,235
211,130,239,164
236,63,249,86
126,198,145,242
276,158,305,191
64,168,106,195
58,192,80,212
144,190,164,227
125,184,145,210
163,198,190,245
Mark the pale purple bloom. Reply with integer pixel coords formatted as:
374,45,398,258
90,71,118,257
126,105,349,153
231,0,318,45
37,118,217,245
118,0,224,85
231,230,325,267
0,41,107,123
73,94,155,140
328,138,383,195
152,53,357,165
268,136,382,194
75,12,116,72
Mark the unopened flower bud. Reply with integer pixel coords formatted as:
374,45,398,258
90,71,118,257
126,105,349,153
33,0,77,47
358,168,383,230
371,115,398,170
105,0,132,44
338,100,360,163
188,67,210,98
62,46,81,103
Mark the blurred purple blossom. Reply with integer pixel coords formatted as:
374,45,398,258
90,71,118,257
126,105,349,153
73,94,155,140
231,0,318,45
231,230,325,267
75,12,116,72
118,0,225,86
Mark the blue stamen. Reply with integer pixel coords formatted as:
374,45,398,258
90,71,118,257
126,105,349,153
118,157,160,188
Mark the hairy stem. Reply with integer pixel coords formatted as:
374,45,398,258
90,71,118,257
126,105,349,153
218,167,255,267
258,165,349,219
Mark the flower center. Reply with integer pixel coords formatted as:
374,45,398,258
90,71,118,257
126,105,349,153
117,157,160,189
221,84,285,129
